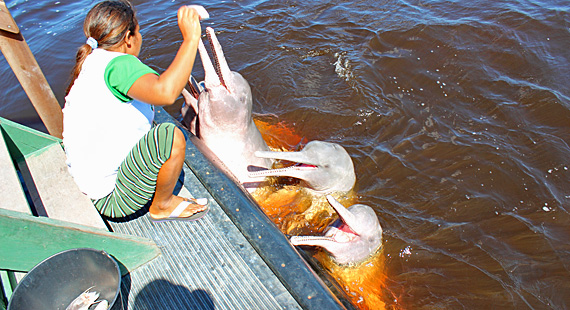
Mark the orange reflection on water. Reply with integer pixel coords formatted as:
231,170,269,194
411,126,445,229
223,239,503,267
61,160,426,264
316,250,387,310
254,116,307,151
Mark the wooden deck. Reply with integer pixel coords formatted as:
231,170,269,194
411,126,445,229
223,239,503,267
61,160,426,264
0,112,350,310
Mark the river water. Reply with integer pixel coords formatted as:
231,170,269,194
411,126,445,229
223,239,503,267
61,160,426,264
1,0,569,309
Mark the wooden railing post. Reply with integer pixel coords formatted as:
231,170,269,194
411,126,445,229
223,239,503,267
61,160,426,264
0,1,63,139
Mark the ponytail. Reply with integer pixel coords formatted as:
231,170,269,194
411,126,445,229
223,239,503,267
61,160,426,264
66,0,138,95
66,44,93,95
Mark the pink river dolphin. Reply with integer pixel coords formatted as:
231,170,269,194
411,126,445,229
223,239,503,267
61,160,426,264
181,27,355,194
290,195,383,265
249,140,356,194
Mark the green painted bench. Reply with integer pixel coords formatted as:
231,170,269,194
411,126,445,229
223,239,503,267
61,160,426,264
0,117,160,307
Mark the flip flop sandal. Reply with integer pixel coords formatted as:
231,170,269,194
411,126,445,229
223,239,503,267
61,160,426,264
183,197,209,206
149,199,210,223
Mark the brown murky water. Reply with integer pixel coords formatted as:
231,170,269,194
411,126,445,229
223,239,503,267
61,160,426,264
2,0,569,309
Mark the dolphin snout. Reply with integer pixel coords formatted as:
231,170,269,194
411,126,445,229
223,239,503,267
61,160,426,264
289,195,383,265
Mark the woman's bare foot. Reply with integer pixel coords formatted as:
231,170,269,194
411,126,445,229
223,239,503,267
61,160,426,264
149,195,208,220
148,127,207,221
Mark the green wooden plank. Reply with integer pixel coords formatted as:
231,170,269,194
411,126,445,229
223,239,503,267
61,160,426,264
0,271,15,302
0,117,60,161
0,208,160,275
0,271,10,308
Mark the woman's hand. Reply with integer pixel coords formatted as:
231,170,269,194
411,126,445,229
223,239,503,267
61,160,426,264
178,6,202,43
127,6,202,106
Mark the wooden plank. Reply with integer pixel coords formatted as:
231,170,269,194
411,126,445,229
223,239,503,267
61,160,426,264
17,143,107,229
0,208,160,275
0,117,61,161
0,130,29,213
0,4,62,138
1,117,102,228
0,1,18,34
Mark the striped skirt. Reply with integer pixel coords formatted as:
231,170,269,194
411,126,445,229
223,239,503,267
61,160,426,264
93,123,176,218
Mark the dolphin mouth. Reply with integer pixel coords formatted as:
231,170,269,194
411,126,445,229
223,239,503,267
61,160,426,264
291,226,358,245
291,236,336,244
248,149,320,179
292,221,359,246
206,27,228,90
248,164,317,178
327,223,359,243
191,27,233,98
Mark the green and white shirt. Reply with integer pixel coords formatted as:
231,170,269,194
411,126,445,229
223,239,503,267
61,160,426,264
63,49,158,199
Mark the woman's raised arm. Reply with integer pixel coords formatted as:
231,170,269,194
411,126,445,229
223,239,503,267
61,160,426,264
128,6,202,106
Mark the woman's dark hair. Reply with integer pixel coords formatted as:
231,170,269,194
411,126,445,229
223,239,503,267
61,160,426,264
66,0,138,95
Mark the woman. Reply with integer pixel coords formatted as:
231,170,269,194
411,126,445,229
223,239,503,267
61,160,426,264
63,0,208,221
